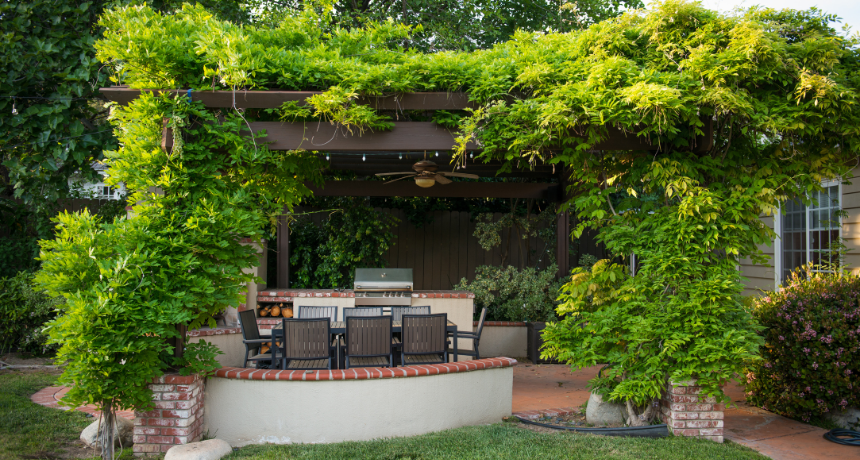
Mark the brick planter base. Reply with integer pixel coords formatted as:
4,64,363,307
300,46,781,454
659,380,725,442
132,374,204,456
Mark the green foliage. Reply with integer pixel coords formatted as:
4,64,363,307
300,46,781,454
745,268,860,424
454,264,563,322
35,92,322,415
290,201,398,289
542,163,766,407
91,0,860,413
472,203,557,269
0,272,63,355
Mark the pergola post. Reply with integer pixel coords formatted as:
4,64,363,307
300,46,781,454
277,213,290,288
556,170,571,279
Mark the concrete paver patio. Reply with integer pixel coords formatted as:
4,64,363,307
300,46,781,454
512,364,860,460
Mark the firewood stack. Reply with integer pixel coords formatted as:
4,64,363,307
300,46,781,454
257,303,293,318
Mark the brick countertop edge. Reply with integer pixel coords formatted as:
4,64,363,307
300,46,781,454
212,357,517,381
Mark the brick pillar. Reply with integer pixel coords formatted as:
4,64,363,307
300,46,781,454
659,379,725,442
132,374,205,456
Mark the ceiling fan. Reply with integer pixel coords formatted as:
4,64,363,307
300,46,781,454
375,160,479,188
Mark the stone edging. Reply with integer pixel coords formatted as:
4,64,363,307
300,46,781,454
512,407,576,420
212,357,516,381
476,321,527,327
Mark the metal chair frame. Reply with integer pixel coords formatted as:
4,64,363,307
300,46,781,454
341,306,383,320
448,307,487,360
401,313,448,366
278,318,335,370
343,316,394,369
239,309,274,368
297,305,338,322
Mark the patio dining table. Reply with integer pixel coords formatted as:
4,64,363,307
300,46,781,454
269,320,459,363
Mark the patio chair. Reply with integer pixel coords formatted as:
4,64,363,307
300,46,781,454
401,313,448,366
342,316,394,369
447,307,487,360
342,306,383,320
239,309,274,368
297,305,337,322
278,318,336,370
390,305,430,322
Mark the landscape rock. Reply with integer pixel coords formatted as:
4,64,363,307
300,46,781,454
164,439,233,460
80,416,134,448
825,407,860,430
585,392,628,426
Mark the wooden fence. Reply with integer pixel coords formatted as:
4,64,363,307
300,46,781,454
291,208,604,291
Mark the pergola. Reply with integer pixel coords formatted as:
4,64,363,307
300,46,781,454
101,88,713,287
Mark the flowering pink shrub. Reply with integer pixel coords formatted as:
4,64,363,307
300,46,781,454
745,272,860,422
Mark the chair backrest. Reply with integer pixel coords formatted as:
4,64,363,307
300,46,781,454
401,313,447,355
474,307,488,342
239,309,261,341
281,318,331,359
342,307,383,320
297,306,337,322
391,305,430,322
345,316,392,357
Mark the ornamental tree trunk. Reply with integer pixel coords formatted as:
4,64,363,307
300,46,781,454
98,400,115,460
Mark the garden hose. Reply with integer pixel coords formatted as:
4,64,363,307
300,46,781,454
823,429,860,446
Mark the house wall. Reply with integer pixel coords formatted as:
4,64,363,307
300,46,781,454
740,167,860,295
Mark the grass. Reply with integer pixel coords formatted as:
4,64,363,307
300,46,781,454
226,422,768,460
0,370,95,460
2,371,767,460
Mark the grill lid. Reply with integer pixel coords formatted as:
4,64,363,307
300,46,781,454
354,268,413,291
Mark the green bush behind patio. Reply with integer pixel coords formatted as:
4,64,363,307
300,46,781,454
745,270,860,423
0,272,63,355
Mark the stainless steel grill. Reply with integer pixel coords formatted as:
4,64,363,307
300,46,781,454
353,268,413,306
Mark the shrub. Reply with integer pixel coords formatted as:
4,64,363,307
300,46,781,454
454,264,563,322
745,270,860,422
0,272,63,355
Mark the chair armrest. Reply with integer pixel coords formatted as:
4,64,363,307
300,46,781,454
243,339,272,344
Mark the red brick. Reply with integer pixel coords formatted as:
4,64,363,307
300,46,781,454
162,427,191,436
700,428,724,436
175,400,194,410
148,384,174,392
163,375,196,385
162,409,191,419
672,412,699,420
699,411,724,420
136,410,161,418
132,435,148,444
176,384,197,392
134,418,147,426
161,444,174,453
685,404,713,411
161,392,191,401
133,444,160,453
137,427,160,435
673,429,701,436
672,395,699,403
147,435,174,444
154,401,175,410
672,386,687,395
686,420,723,428
669,420,686,429
147,418,175,427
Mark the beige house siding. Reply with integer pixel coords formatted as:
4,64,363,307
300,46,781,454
740,166,860,296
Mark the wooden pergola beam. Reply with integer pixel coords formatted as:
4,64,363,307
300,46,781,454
248,121,660,151
306,180,561,200
100,88,475,110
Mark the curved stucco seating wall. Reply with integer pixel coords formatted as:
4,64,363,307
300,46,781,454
204,358,515,446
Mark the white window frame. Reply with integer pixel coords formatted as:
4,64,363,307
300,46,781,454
773,179,842,290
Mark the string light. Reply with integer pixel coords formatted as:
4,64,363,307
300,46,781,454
399,153,402,159
362,154,366,161
435,151,439,157
469,152,473,159
326,154,330,160
11,100,17,115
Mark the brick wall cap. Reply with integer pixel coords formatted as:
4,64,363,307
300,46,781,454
258,289,475,300
212,357,516,381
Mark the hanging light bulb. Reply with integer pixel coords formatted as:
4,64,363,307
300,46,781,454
11,98,17,116
469,152,473,159
399,153,403,160
362,154,366,161
435,151,439,157
326,154,330,161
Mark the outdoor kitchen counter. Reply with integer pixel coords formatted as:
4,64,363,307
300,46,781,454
257,289,476,361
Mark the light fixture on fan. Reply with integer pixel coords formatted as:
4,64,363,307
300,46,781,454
375,160,478,188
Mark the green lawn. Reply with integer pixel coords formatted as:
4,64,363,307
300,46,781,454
227,423,767,460
0,371,97,460
3,371,766,460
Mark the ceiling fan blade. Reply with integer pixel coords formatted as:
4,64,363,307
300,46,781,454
375,171,417,176
434,174,453,184
383,175,417,184
439,172,480,179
